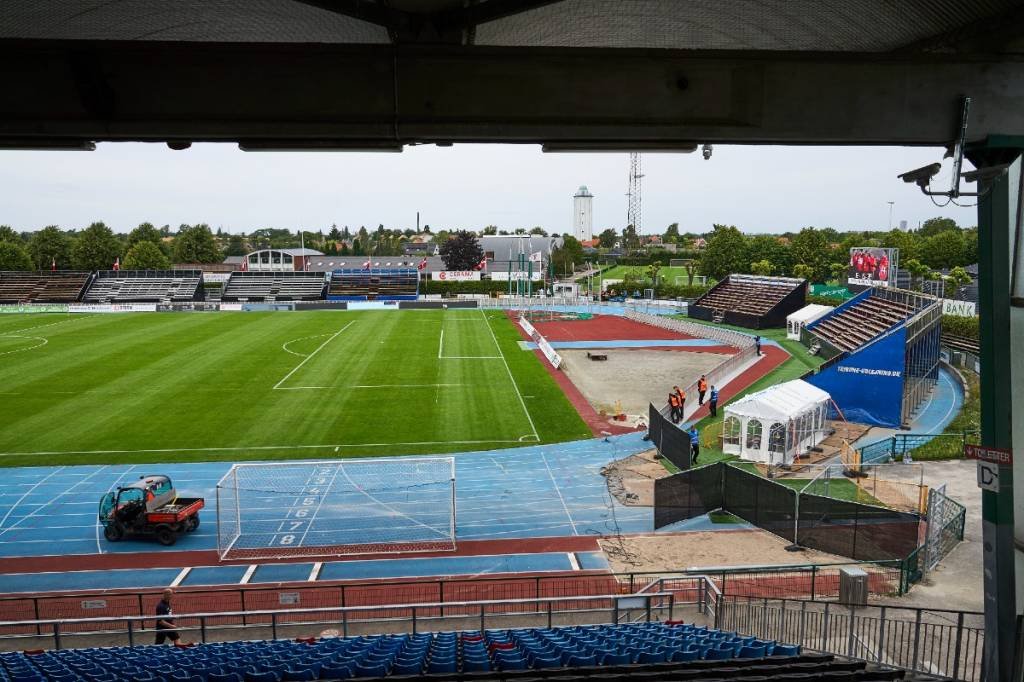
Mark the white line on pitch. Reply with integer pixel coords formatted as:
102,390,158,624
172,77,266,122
0,439,524,458
438,328,444,358
540,452,578,536
281,332,333,358
273,320,355,390
480,309,539,440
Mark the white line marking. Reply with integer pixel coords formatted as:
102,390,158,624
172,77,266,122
0,439,524,458
337,463,450,539
170,567,191,587
0,466,66,530
0,465,108,540
309,563,323,582
540,452,578,536
273,320,355,390
296,464,344,548
438,328,444,359
0,335,48,357
480,309,539,440
280,332,333,358
568,552,581,571
240,565,257,584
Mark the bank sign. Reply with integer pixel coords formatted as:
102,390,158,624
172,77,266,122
941,299,976,317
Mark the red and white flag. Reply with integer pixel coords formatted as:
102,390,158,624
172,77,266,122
50,257,56,272
362,259,371,270
241,259,248,272
417,258,428,271
113,257,120,271
474,257,487,271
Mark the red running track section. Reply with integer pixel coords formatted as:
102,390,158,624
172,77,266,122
683,345,789,422
530,315,693,342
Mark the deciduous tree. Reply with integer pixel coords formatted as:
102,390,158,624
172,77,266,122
71,222,122,271
28,226,71,270
597,228,617,249
438,230,484,271
173,224,223,263
790,227,832,282
698,225,748,280
0,241,33,271
750,259,774,276
123,241,171,270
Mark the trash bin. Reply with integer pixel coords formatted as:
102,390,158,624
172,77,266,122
839,567,868,607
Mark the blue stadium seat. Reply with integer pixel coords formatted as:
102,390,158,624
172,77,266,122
772,644,800,657
598,652,630,665
281,670,317,682
208,673,243,682
243,671,279,682
704,646,735,660
739,645,768,658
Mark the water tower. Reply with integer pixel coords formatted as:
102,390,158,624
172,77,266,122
573,185,594,241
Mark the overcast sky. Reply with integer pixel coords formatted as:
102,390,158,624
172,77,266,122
0,143,978,236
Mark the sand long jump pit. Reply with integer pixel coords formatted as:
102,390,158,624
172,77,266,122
558,348,729,416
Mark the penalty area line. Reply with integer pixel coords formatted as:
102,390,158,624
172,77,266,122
273,321,355,390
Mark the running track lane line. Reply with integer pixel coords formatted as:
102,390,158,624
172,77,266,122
480,309,539,441
0,465,110,541
0,466,67,530
539,453,578,536
273,320,355,390
96,466,137,553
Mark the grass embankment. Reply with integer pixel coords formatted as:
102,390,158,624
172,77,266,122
911,369,979,460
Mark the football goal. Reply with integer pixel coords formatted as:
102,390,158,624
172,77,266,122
216,457,456,561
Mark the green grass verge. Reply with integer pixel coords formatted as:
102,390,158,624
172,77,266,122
0,310,591,466
911,369,980,461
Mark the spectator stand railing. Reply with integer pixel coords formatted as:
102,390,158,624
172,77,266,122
715,595,984,682
0,593,676,650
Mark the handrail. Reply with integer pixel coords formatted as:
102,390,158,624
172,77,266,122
0,592,674,630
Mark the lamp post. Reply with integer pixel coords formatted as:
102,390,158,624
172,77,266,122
887,201,895,230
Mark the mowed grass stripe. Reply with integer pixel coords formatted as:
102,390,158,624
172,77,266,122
0,311,590,466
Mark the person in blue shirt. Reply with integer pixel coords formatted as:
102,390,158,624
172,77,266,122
688,426,700,465
709,385,719,417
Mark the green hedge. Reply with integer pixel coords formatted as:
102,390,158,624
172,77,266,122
941,314,979,340
805,295,839,307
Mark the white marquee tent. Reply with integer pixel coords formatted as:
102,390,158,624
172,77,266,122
722,380,832,465
786,304,834,340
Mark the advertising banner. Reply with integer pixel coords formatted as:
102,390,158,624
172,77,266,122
518,315,537,338
68,303,157,313
536,336,563,369
848,247,898,288
219,303,243,311
432,271,481,281
199,272,231,283
0,303,69,314
491,271,543,282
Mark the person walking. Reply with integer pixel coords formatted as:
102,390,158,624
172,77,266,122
668,391,681,424
755,335,762,356
689,426,700,465
697,375,708,405
708,385,719,417
675,385,686,417
155,588,181,645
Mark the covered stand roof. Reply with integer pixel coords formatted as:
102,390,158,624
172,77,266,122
726,379,830,421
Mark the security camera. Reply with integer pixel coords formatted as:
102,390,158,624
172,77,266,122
897,163,942,188
962,163,1010,184
701,143,713,161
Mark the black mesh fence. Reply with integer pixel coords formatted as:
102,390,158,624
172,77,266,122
797,493,921,562
648,403,691,471
653,462,724,529
722,465,797,542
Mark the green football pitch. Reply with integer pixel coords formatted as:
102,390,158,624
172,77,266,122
0,310,591,466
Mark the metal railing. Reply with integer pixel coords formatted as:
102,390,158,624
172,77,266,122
716,595,984,681
0,593,675,650
625,310,755,348
857,431,980,464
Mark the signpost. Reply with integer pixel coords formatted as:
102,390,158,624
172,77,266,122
964,444,1012,493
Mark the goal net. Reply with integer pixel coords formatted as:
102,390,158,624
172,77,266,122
216,457,456,561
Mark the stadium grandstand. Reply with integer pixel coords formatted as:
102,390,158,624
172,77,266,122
802,287,941,428
81,270,204,303
327,268,419,301
221,271,326,302
0,271,91,303
688,275,807,329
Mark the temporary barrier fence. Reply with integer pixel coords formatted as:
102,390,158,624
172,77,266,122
857,431,980,464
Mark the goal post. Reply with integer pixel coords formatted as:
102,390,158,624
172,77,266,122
216,457,456,561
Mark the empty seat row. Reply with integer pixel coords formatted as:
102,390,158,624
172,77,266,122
82,273,202,303
222,274,325,302
0,272,91,303
694,279,797,316
808,295,918,353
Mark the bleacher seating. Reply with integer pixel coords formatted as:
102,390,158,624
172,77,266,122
83,271,203,303
222,272,326,302
327,268,419,301
0,622,905,681
693,276,803,320
0,271,91,303
808,295,917,353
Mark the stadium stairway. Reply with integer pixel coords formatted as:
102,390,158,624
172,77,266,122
0,623,906,681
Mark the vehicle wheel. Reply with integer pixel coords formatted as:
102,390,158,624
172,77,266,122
103,524,123,542
155,525,176,546
187,515,200,532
